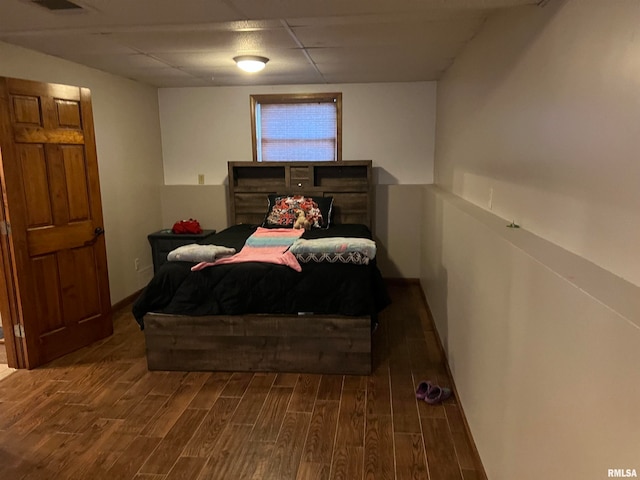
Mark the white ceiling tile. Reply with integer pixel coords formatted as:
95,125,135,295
229,0,536,20
154,47,310,70
109,28,294,55
0,0,241,32
309,46,452,66
0,32,137,56
322,70,442,84
291,17,484,49
286,11,480,28
67,53,171,72
150,52,232,69
132,76,212,88
0,0,542,87
207,72,323,87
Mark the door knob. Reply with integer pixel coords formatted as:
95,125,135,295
84,227,105,246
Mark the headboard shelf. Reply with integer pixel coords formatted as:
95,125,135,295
232,165,286,188
228,160,373,229
314,164,369,188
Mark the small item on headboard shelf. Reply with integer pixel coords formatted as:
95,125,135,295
172,218,203,234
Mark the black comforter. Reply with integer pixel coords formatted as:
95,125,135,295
132,224,390,328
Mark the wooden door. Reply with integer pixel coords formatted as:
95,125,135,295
0,77,112,369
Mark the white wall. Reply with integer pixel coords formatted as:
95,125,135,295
421,186,640,480
159,82,435,186
434,0,640,287
0,41,164,303
427,1,640,478
158,82,436,278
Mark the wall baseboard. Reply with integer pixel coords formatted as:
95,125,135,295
415,282,489,480
111,289,142,313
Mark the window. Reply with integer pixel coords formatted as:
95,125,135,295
250,93,342,162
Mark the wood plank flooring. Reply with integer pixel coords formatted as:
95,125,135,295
0,283,486,480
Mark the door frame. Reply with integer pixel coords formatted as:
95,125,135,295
0,155,25,369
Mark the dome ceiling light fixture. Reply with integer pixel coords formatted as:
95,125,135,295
233,55,269,73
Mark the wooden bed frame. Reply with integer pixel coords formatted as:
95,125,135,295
143,160,375,375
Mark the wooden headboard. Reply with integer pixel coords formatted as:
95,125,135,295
228,160,373,230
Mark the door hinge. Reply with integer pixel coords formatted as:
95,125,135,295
13,324,25,338
0,220,10,236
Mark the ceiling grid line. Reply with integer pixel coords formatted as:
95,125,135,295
279,19,327,84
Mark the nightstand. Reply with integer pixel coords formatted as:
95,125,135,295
147,229,217,273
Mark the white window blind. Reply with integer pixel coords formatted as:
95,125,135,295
256,101,338,162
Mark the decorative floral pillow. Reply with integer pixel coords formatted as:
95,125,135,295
263,195,333,229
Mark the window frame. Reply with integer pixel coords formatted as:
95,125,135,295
249,92,342,162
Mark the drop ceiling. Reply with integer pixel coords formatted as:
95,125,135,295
0,0,542,88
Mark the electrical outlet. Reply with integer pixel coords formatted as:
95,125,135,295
198,174,205,185
134,258,140,271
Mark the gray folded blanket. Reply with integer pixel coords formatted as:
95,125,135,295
167,244,236,263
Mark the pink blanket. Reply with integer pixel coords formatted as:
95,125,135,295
191,227,304,272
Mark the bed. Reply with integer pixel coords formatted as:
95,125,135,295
133,160,389,375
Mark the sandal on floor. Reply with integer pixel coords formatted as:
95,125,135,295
415,381,433,400
425,385,452,405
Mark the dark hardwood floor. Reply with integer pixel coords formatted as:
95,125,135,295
0,283,486,480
